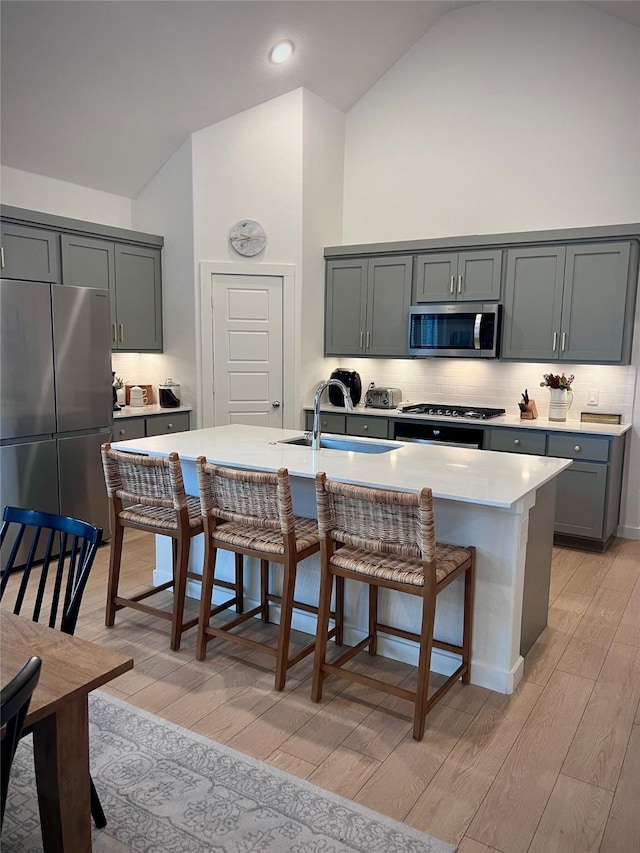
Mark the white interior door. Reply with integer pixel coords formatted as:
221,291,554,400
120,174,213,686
212,273,283,427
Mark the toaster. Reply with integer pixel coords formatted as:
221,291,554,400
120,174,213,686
364,387,402,409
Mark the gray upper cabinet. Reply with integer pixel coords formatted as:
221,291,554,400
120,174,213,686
414,249,502,303
561,243,631,363
502,241,636,363
0,223,60,283
325,256,412,357
501,246,565,360
114,244,162,352
61,234,162,352
325,259,368,355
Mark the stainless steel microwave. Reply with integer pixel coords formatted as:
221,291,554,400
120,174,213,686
408,303,501,358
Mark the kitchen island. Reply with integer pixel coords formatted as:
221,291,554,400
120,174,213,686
111,424,571,694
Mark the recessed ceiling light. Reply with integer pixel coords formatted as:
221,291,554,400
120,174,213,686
269,40,294,65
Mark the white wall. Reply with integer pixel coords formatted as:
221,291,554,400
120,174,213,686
299,90,345,413
0,165,132,228
112,137,196,407
340,1,640,536
343,2,640,241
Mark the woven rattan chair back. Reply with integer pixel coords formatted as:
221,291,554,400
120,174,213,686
315,477,437,564
102,446,188,516
197,462,295,536
312,472,475,741
195,459,334,691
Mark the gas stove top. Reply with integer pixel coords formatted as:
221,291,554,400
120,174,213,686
400,403,506,420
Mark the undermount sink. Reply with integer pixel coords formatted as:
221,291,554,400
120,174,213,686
278,435,400,454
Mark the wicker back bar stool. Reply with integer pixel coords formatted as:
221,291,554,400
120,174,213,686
313,473,475,741
101,445,243,650
196,459,343,690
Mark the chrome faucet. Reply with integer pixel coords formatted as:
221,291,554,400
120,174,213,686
311,378,354,450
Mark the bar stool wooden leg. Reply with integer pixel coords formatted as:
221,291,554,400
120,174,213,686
235,553,244,614
368,585,378,655
275,556,297,691
462,556,475,684
414,589,436,741
260,559,269,622
312,564,334,703
170,534,190,651
197,542,217,661
105,521,124,628
335,575,345,646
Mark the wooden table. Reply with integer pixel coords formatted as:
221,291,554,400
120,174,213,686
1,612,133,852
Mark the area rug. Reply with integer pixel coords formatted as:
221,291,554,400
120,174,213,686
2,691,455,853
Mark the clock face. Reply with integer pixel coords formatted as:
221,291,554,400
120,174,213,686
229,219,266,257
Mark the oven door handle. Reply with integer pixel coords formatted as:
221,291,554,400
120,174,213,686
473,313,482,349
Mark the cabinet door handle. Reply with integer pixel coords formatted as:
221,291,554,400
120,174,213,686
574,445,581,453
458,274,463,294
167,424,173,430
0,247,5,269
366,330,370,349
552,331,558,352
450,275,455,294
360,331,364,349
119,428,125,436
561,331,566,351
321,420,327,427
513,439,520,446
112,323,117,343
363,424,369,431
119,323,124,342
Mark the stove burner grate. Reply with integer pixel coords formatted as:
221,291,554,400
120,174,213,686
400,403,506,420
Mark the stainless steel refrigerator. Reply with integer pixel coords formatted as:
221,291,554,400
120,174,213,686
0,280,112,537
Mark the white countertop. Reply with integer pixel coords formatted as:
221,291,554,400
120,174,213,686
111,424,571,510
306,403,631,437
114,404,192,419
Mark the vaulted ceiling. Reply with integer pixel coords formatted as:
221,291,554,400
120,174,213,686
1,1,638,198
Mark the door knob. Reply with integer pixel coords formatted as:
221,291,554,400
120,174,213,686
272,400,281,408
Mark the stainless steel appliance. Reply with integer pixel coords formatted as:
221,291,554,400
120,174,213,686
400,404,506,420
159,379,181,408
1,280,112,540
394,421,485,448
328,369,361,407
394,404,506,448
365,387,402,409
408,303,501,358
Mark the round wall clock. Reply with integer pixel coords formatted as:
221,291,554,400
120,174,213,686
229,219,267,257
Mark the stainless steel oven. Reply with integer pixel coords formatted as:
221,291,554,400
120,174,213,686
393,420,485,449
408,303,501,358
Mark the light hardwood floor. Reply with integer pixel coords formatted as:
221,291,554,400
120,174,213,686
9,532,640,852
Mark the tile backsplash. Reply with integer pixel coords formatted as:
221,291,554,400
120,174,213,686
328,358,636,422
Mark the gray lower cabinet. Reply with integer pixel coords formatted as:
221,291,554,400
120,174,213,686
413,249,502,302
304,410,390,439
325,256,412,357
487,427,626,549
304,411,346,434
0,223,60,282
502,241,637,364
113,411,190,441
61,234,162,352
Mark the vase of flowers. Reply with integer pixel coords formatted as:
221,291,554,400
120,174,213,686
113,375,126,406
540,373,574,422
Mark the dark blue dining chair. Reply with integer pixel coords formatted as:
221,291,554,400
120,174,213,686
0,656,42,828
0,506,107,828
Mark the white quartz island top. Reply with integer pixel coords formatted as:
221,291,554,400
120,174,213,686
111,423,571,509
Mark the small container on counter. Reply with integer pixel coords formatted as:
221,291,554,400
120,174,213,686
159,379,181,408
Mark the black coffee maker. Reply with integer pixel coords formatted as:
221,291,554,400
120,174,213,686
328,369,362,407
